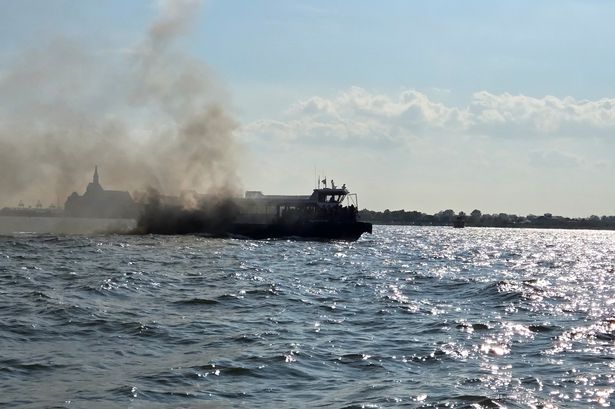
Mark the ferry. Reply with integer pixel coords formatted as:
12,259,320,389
232,184,372,240
138,182,373,241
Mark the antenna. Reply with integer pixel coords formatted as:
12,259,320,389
314,167,317,189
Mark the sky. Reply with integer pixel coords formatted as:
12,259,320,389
1,0,615,216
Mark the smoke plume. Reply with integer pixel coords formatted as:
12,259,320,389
0,0,240,209
135,188,240,235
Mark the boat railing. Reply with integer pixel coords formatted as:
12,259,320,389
345,193,358,210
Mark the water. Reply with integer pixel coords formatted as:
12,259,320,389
1,226,614,408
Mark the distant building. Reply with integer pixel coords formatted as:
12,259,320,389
64,167,138,219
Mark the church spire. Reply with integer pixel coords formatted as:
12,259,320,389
93,165,99,185
85,165,103,195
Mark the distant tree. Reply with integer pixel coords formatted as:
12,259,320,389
359,207,615,230
382,209,391,223
468,209,482,225
436,209,456,224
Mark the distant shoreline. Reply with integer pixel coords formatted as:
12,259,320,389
359,209,615,231
368,222,615,231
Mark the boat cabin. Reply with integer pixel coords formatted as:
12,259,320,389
237,185,357,224
310,187,348,206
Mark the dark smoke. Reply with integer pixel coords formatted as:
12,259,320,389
134,188,240,235
0,0,240,210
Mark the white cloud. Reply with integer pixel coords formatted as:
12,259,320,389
241,87,615,145
472,92,615,134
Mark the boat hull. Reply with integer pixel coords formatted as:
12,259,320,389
227,221,372,241
138,211,372,240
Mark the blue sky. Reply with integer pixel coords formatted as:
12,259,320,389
2,0,615,215
198,1,615,98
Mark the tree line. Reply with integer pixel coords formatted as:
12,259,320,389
359,208,615,230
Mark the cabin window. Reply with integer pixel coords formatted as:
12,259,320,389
324,194,345,203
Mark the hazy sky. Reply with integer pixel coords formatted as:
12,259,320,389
2,0,615,216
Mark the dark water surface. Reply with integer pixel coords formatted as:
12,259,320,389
1,226,614,408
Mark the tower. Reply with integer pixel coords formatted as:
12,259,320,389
93,165,100,186
86,165,103,194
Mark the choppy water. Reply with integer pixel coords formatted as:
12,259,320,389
1,226,614,408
